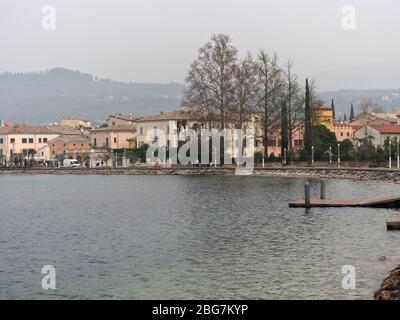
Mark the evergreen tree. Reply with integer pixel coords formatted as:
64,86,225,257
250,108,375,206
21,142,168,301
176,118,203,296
349,103,355,122
331,99,335,120
304,79,312,156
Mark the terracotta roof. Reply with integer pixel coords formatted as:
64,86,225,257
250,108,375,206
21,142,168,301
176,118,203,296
91,125,136,132
0,124,55,134
370,125,400,134
371,112,398,121
47,125,82,135
108,114,143,121
47,135,90,144
138,110,201,122
313,105,332,111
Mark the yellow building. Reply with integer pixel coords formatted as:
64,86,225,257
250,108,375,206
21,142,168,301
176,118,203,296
60,118,92,129
313,105,333,130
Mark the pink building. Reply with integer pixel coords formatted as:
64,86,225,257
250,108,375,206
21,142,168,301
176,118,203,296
333,122,354,142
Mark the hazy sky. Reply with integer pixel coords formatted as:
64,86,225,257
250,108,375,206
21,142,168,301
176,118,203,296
1,0,400,90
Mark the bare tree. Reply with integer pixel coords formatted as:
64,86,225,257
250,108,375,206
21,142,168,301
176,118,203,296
229,53,259,129
282,60,303,160
183,34,238,129
256,51,282,159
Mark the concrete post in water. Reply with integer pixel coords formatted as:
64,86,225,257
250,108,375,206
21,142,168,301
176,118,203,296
320,180,326,199
305,182,311,206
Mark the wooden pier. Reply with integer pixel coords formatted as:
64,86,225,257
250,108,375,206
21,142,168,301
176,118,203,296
289,195,400,208
289,181,400,208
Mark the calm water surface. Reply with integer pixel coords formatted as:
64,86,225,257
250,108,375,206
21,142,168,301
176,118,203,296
1,175,400,299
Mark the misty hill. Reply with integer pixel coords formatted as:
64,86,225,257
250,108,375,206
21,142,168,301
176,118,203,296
1,68,400,125
319,89,400,120
0,68,184,124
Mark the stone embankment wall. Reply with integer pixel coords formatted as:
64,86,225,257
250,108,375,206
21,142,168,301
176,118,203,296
1,166,400,182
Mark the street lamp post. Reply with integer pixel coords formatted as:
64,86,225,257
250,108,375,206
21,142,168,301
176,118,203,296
389,140,392,169
337,143,341,168
329,146,332,164
262,148,265,168
283,148,287,165
311,146,314,165
397,138,399,169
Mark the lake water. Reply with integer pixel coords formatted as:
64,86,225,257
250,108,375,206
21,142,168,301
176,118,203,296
1,175,400,299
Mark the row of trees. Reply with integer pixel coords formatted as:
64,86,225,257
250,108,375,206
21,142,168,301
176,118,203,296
182,34,321,161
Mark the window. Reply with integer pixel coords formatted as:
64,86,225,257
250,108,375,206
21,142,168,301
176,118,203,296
0,138,3,144
39,138,42,143
81,144,83,147
10,138,15,143
112,122,115,126
106,137,109,146
347,132,350,137
140,127,143,135
93,138,97,147
29,138,33,143
341,132,343,137
22,138,27,144
43,138,47,143
114,137,117,143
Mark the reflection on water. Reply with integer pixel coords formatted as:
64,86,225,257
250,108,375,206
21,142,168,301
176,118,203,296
1,175,400,299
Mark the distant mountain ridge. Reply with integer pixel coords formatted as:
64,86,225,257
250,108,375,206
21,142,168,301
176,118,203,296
318,89,400,120
0,68,184,124
1,68,399,124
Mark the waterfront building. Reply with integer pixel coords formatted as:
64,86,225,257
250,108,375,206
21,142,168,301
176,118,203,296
47,135,92,161
136,111,195,149
0,124,60,162
89,125,136,150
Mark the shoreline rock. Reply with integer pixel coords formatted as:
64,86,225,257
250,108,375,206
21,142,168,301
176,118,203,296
374,266,400,300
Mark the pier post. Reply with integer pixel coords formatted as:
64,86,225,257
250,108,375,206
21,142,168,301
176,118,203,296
320,180,326,199
305,182,311,206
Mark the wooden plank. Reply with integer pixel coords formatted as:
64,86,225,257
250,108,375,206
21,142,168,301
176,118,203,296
359,195,400,207
289,198,361,208
387,218,400,230
289,195,400,208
